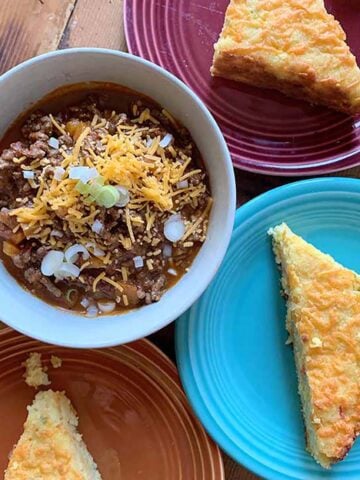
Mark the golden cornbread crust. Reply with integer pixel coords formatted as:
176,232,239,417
4,391,102,480
270,224,360,468
212,0,360,114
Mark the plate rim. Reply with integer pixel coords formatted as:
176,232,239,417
0,327,225,480
175,177,360,480
124,0,360,177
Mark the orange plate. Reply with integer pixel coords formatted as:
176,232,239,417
0,328,224,480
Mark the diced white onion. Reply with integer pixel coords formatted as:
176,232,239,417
64,244,90,263
68,166,99,183
80,297,90,308
98,301,116,313
23,171,35,179
50,229,63,238
86,305,98,317
93,246,105,257
164,214,185,242
163,244,173,257
115,186,130,207
54,166,65,181
176,180,188,189
54,262,80,280
48,137,59,149
159,133,173,148
41,251,64,276
168,268,178,276
167,213,181,222
133,256,144,269
92,219,104,234
85,242,105,257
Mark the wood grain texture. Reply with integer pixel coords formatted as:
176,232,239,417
235,166,360,209
60,0,126,51
224,456,258,480
0,0,75,74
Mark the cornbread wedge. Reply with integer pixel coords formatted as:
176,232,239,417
269,223,360,468
212,0,360,114
5,391,102,480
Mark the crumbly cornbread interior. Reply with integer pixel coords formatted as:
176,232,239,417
4,390,102,480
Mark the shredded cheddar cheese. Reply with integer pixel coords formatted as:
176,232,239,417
101,276,124,293
49,114,67,136
182,198,213,241
8,103,211,282
92,272,106,292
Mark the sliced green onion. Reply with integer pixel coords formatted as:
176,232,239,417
65,288,78,305
88,182,104,199
94,176,105,186
76,176,120,208
83,196,94,205
77,176,104,197
96,186,120,208
76,181,90,195
89,176,105,191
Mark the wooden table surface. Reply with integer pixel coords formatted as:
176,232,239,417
1,1,360,479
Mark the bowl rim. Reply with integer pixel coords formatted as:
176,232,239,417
0,47,236,347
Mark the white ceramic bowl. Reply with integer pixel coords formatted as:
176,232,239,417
0,48,235,347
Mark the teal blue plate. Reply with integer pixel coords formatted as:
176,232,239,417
176,178,360,480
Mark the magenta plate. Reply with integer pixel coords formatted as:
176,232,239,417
125,0,360,175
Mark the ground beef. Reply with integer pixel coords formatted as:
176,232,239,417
35,246,49,261
132,271,167,304
189,172,204,187
13,248,31,269
136,287,146,300
12,244,47,270
40,277,62,298
66,99,99,122
24,267,62,298
2,139,49,160
58,134,73,146
47,151,65,167
28,131,49,142
0,222,12,242
24,266,41,284
148,274,166,302
27,140,49,158
104,208,122,229
5,141,26,157
0,158,18,206
22,113,53,138
0,198,10,209
0,208,17,229
1,149,17,162
0,208,24,244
